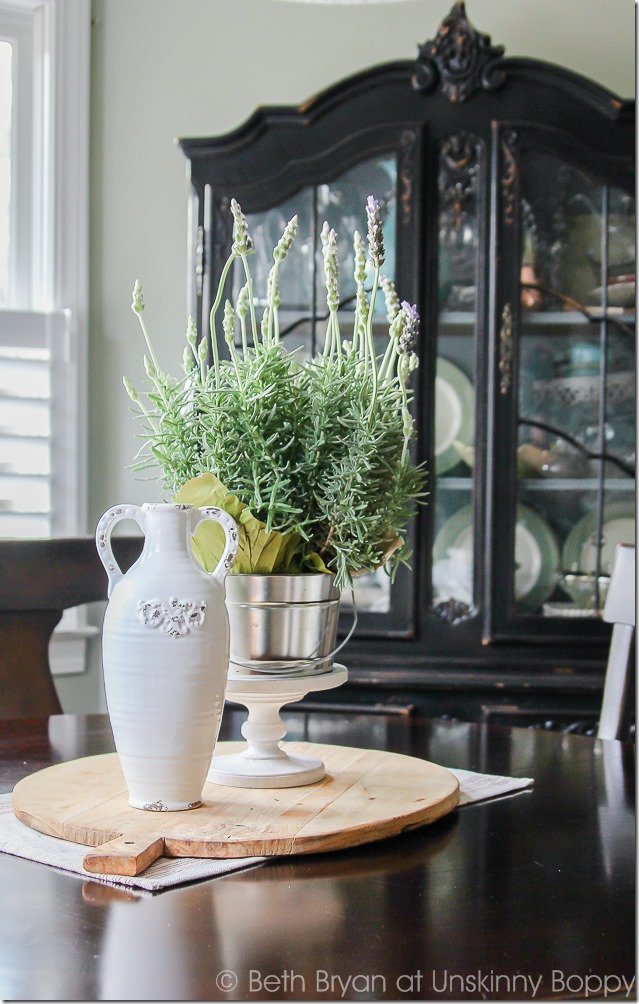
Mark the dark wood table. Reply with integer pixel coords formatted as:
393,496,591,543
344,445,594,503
0,709,635,1001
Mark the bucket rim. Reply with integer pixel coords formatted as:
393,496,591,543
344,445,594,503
226,571,340,603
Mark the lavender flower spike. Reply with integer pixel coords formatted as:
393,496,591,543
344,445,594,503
230,198,254,255
223,300,236,345
353,230,367,286
398,301,420,355
366,195,385,267
267,265,280,310
321,222,340,311
235,283,249,320
182,346,195,374
186,315,198,347
123,375,140,403
381,275,400,323
274,215,298,262
131,280,144,314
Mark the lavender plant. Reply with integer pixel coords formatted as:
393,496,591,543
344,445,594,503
125,197,425,589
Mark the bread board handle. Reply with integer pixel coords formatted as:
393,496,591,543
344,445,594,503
83,835,165,876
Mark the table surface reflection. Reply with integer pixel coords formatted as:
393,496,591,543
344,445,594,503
0,709,635,1001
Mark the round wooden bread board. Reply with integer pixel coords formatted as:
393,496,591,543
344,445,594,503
12,741,460,876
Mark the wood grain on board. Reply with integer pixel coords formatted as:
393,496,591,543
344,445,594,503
12,741,460,875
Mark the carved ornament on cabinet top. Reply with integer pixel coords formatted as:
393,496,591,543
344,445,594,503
413,1,506,103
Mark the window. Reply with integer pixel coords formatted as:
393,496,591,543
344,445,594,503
0,0,90,678
0,0,90,539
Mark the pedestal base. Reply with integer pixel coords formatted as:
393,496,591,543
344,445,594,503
208,751,325,788
208,664,348,788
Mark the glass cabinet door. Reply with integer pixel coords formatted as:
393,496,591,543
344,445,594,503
515,152,635,619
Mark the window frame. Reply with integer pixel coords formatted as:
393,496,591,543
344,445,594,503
0,0,90,537
0,0,91,676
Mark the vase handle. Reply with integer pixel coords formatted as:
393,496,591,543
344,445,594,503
96,504,145,598
193,507,239,585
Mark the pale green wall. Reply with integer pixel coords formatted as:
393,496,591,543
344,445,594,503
87,0,635,528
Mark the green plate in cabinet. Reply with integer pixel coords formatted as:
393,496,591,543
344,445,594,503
433,503,559,612
435,358,475,475
561,501,635,604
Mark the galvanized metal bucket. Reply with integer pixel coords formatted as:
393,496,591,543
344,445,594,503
225,573,341,675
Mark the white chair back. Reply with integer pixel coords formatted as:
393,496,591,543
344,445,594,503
598,543,636,741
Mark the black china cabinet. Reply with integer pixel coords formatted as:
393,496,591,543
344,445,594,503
179,3,635,728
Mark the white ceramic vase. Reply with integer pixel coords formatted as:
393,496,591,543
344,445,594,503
96,502,238,811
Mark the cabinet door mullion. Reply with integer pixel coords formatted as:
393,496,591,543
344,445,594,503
484,125,523,643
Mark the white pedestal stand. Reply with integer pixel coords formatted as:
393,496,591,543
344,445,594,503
208,664,348,788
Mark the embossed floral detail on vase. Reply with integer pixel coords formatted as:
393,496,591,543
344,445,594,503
137,597,207,636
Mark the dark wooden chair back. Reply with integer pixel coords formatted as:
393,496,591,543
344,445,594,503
0,536,143,718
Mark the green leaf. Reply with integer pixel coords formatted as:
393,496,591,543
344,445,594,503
174,472,329,576
301,550,332,574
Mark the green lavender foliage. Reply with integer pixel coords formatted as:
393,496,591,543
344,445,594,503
125,200,426,588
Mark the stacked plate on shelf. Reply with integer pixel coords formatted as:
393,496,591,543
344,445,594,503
557,500,635,610
432,501,635,616
435,357,475,474
432,353,635,616
433,503,560,612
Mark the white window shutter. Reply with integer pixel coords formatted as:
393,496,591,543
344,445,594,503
0,307,77,536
